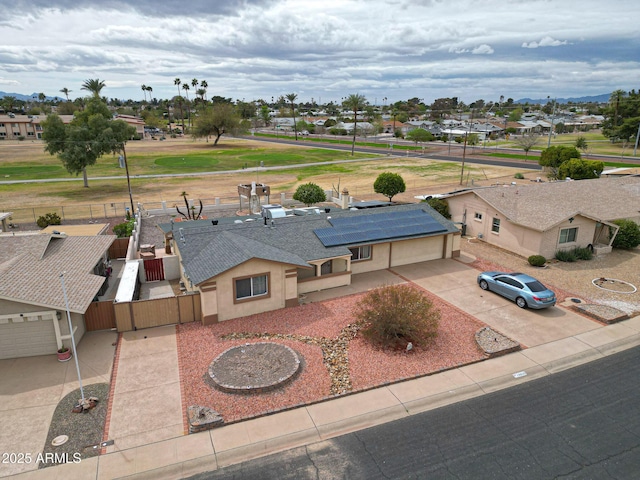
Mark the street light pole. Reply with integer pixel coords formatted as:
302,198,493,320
59,272,85,404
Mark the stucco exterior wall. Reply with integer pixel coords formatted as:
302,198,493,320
206,258,288,322
297,271,351,294
163,255,181,280
350,243,390,274
540,216,597,259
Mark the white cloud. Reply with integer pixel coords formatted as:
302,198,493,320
0,0,638,102
472,44,494,55
522,36,568,49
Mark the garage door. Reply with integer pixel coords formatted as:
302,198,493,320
0,314,58,360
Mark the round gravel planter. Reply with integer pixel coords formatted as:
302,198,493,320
209,342,301,394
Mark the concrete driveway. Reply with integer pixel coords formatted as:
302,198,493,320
0,330,116,478
391,259,603,347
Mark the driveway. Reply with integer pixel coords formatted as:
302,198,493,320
391,259,603,347
0,330,116,477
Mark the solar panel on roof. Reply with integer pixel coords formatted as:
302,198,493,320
314,208,449,247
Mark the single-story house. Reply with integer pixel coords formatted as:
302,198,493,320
162,203,460,323
445,176,640,259
0,233,115,359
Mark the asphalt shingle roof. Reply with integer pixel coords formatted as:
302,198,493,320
460,177,640,231
0,234,115,313
172,204,459,285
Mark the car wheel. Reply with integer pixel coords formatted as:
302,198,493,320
516,297,527,308
479,280,489,290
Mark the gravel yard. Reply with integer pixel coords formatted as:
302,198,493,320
461,238,640,315
177,288,488,425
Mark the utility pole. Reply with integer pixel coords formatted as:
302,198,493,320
547,97,556,148
459,131,468,185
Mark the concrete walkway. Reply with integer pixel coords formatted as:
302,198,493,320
105,326,183,453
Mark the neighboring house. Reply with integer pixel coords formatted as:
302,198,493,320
162,203,460,323
445,177,640,259
114,114,145,137
0,233,115,359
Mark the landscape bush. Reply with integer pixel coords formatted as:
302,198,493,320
514,172,525,179
555,249,577,262
355,284,440,350
113,219,135,238
36,212,62,228
292,182,326,206
527,255,546,267
423,197,451,219
573,246,593,260
611,219,640,249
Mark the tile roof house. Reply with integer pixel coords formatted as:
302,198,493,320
162,203,461,323
445,176,640,259
0,233,115,359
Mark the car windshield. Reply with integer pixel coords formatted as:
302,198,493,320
526,281,547,292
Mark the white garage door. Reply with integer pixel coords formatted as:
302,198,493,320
0,315,58,360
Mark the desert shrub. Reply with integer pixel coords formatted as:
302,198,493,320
355,284,440,350
528,255,546,267
555,249,577,262
611,219,640,249
113,219,134,238
36,212,62,228
514,172,525,179
573,247,593,260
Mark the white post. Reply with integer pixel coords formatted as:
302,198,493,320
60,272,85,403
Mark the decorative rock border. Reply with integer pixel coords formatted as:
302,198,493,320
475,327,521,358
208,342,301,394
187,405,224,433
572,303,629,324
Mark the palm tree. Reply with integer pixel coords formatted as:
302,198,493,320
191,78,198,89
174,78,185,133
146,85,153,103
285,93,298,140
200,80,208,101
182,84,191,127
343,94,368,155
38,92,46,103
141,84,147,102
60,87,71,101
81,78,106,97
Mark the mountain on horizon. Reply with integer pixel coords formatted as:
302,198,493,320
1,90,612,105
515,93,610,104
0,91,60,102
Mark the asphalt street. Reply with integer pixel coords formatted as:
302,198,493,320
187,345,640,480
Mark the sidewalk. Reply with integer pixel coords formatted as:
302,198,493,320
10,318,640,479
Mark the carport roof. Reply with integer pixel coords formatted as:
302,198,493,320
0,234,115,313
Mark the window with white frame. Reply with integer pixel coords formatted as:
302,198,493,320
349,245,372,261
235,274,268,300
474,212,483,221
559,227,578,244
491,217,501,233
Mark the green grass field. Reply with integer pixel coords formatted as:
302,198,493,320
0,146,374,181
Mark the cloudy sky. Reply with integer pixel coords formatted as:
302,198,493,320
1,0,639,104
